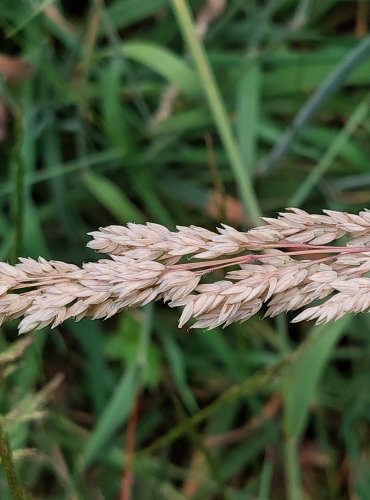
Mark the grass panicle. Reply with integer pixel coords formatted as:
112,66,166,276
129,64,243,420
1,209,369,334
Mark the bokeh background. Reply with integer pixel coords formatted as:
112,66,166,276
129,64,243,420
1,1,370,498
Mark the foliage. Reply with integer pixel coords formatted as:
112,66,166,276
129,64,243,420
0,0,370,498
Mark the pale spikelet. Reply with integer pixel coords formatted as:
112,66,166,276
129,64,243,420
292,282,370,324
87,223,173,260
157,271,201,303
87,221,284,260
260,208,370,244
87,208,370,262
1,209,370,333
174,259,332,329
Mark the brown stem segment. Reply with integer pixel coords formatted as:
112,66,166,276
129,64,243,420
120,397,140,500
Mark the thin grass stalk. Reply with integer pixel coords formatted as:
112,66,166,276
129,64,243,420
10,123,25,265
258,456,274,500
275,313,291,353
165,376,227,496
0,150,124,199
79,304,153,471
290,92,370,207
0,420,28,500
170,0,261,225
285,437,302,500
260,34,370,173
138,356,291,457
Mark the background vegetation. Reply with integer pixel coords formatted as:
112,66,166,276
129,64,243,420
1,0,370,498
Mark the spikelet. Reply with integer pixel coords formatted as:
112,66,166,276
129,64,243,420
0,209,369,333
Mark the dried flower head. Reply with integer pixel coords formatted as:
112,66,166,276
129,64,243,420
1,208,370,333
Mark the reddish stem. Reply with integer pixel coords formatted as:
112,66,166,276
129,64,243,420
166,244,369,274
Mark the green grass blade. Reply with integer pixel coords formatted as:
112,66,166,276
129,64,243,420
237,62,260,173
260,34,370,173
107,0,166,30
0,420,28,500
84,172,145,223
283,316,351,441
122,41,200,96
141,356,291,455
70,321,114,415
160,328,198,413
100,57,131,152
283,317,352,500
10,135,26,264
258,454,273,500
80,306,153,470
170,0,261,225
80,363,140,471
289,93,370,207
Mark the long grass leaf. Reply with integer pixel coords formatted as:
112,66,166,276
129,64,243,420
84,172,145,223
122,41,199,96
289,93,370,206
170,0,261,225
260,34,370,173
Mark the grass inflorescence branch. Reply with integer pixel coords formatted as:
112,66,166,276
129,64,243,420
1,208,370,334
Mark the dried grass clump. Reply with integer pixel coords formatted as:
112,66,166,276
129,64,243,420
2,208,370,333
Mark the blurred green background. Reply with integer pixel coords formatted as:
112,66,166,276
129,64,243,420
1,0,370,498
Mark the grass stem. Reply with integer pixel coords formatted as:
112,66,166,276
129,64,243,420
170,0,261,226
285,437,302,500
0,420,28,500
